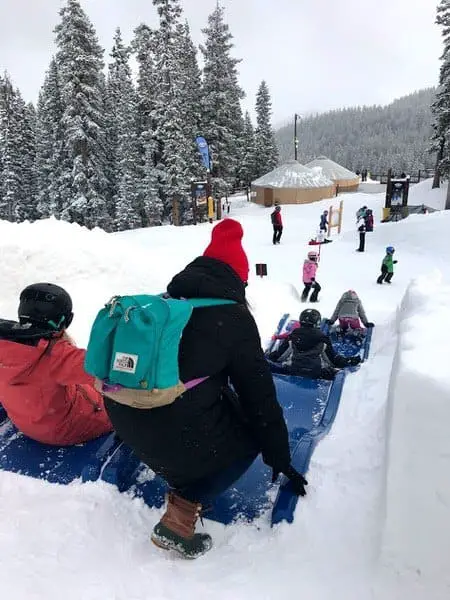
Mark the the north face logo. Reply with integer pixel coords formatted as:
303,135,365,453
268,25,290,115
113,352,138,374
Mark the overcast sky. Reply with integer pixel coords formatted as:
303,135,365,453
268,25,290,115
0,0,441,124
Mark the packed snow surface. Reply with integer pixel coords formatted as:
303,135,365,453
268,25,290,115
305,156,359,182
1,180,450,599
251,159,334,189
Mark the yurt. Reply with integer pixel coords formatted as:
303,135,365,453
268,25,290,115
305,156,359,192
251,160,335,206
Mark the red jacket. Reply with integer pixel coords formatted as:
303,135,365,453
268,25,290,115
272,210,283,227
0,336,112,446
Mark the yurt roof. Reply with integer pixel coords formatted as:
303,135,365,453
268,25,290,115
252,160,334,189
305,156,358,181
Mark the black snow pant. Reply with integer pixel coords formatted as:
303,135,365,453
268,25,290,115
273,226,283,244
357,231,366,252
377,265,393,284
302,281,321,302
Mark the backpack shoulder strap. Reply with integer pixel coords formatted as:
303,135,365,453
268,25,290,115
184,298,237,309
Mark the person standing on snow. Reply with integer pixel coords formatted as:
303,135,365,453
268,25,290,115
301,250,321,302
326,290,374,331
356,218,366,252
319,210,328,233
0,283,113,445
103,219,307,559
271,205,283,245
377,246,397,284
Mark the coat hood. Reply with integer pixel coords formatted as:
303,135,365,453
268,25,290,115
167,256,247,304
0,319,52,385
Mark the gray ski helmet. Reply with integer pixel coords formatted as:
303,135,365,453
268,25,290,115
18,283,73,330
299,309,321,328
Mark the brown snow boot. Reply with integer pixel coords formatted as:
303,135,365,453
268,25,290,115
151,492,213,559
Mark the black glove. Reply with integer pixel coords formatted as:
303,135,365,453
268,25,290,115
310,278,315,282
347,355,361,366
365,322,374,328
393,260,398,264
272,465,308,497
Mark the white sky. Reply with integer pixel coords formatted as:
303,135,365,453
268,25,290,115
0,0,441,124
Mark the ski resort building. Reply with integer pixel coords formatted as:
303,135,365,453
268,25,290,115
251,160,335,206
305,156,360,192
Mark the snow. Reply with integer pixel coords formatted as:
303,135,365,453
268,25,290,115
305,156,359,182
1,181,450,599
407,177,448,210
252,159,334,189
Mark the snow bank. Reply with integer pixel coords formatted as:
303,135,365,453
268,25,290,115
378,274,450,599
408,178,447,210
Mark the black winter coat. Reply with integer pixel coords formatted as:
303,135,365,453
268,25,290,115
104,257,291,489
269,326,347,377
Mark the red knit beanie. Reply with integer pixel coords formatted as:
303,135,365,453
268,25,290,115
203,219,249,283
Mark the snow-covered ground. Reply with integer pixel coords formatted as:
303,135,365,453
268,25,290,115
0,180,450,599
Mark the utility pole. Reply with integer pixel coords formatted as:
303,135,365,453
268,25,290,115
294,113,300,161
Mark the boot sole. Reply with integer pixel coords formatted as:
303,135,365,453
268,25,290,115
151,535,212,560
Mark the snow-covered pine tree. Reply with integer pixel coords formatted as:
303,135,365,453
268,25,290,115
239,111,257,188
14,99,38,222
431,0,450,190
152,0,200,222
132,24,163,225
35,58,68,219
200,5,245,196
254,80,279,178
106,28,141,231
54,0,112,230
0,75,24,221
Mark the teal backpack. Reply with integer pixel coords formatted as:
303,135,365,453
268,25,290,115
84,295,236,408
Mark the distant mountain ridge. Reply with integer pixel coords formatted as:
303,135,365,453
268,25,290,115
275,89,435,174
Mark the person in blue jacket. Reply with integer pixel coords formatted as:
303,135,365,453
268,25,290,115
319,210,328,233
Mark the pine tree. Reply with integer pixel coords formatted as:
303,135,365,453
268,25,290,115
35,58,68,218
106,28,141,231
200,5,245,196
431,0,450,190
0,74,20,221
254,80,278,177
0,75,32,222
152,0,200,222
54,0,112,230
14,99,38,222
239,111,257,187
132,24,163,225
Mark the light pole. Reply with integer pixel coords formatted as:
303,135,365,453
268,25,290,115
294,113,301,161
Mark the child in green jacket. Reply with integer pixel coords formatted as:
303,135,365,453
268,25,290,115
377,246,397,284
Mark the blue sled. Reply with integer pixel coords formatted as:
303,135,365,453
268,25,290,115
0,314,371,526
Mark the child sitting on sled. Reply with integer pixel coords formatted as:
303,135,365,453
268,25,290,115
0,283,113,446
326,290,374,332
267,309,360,380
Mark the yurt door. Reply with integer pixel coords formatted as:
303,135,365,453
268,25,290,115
264,188,274,207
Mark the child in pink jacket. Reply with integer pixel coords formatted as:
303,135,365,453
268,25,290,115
301,250,321,302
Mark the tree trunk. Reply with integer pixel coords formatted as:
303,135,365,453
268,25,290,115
432,138,445,189
446,179,450,210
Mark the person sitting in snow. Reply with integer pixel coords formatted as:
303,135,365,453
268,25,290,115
267,309,360,380
103,219,307,559
319,210,328,233
0,283,113,446
326,290,374,331
377,246,397,284
302,250,321,302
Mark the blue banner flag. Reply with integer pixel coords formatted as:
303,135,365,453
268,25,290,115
195,136,211,170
